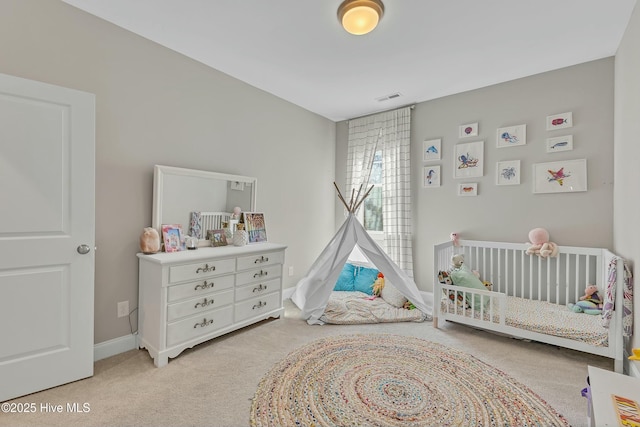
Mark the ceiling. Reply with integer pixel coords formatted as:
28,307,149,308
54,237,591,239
61,0,637,122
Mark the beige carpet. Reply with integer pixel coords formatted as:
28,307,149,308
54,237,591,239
1,300,611,427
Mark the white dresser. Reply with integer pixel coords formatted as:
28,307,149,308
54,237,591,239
137,242,287,367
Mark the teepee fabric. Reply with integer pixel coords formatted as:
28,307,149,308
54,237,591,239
291,213,432,325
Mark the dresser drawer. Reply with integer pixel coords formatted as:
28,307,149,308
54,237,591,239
166,305,233,347
235,278,281,302
235,264,282,286
167,275,235,303
234,291,281,323
236,250,285,271
169,258,235,283
167,289,234,322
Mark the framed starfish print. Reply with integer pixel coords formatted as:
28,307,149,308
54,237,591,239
532,159,587,194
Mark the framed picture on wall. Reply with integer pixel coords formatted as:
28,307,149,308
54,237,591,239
453,140,483,179
532,159,587,194
546,112,573,130
423,139,441,162
458,122,478,138
546,135,573,153
457,183,478,196
496,160,521,185
423,166,441,188
496,124,526,148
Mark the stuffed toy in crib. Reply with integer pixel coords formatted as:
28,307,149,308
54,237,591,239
568,285,603,315
447,254,491,310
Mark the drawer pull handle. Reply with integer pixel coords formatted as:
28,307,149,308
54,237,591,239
254,256,269,264
253,270,268,278
252,301,267,310
193,318,214,328
196,264,216,274
194,281,215,291
253,284,267,293
195,298,215,308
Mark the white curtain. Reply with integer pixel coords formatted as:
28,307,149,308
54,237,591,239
346,106,413,277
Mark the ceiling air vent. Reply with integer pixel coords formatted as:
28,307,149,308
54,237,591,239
375,92,401,102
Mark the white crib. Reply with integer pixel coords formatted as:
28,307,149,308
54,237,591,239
433,239,628,373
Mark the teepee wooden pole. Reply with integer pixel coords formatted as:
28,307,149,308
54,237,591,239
348,188,355,211
353,185,374,212
352,184,363,212
333,182,350,211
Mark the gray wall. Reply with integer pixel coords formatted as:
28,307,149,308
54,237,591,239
0,0,337,344
337,58,615,293
614,2,640,354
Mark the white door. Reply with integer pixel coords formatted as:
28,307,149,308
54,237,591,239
0,73,95,402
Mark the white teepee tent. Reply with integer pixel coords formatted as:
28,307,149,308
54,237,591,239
291,183,432,325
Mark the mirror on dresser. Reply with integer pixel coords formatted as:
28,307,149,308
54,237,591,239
152,165,257,245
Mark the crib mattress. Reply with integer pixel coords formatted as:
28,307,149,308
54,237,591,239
441,295,608,347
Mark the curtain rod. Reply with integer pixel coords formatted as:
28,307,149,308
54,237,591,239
346,104,415,122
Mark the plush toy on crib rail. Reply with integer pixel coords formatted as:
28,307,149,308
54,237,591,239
568,284,603,315
526,228,559,258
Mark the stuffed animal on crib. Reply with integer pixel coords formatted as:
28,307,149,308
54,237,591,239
526,228,559,258
450,232,460,247
568,285,603,315
372,272,385,296
579,284,603,308
451,253,465,269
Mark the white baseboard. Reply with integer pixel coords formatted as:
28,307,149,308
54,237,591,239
283,286,296,300
93,333,138,362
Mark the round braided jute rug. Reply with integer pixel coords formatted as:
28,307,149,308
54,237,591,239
250,334,569,427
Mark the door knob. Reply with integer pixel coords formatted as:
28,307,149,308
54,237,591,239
77,244,91,254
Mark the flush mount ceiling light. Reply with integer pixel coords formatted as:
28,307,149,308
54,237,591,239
338,0,385,35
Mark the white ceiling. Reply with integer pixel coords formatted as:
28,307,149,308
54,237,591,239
61,0,637,122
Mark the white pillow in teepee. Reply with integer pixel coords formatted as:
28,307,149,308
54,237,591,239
380,280,408,308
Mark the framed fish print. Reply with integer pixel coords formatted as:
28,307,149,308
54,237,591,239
453,140,483,179
546,112,573,131
532,159,587,194
496,124,526,148
546,135,573,153
458,122,478,138
496,160,521,185
423,166,441,188
423,138,441,162
457,183,478,196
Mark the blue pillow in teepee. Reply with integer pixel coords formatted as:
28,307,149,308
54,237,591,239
334,263,356,291
353,265,379,295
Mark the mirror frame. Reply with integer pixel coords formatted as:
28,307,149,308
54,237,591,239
152,165,257,242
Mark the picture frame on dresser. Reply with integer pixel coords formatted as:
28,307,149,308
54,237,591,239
161,224,183,252
207,229,227,247
243,212,267,243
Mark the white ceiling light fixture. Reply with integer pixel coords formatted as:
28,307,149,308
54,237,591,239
338,0,385,35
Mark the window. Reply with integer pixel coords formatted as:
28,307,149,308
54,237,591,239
363,151,383,232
